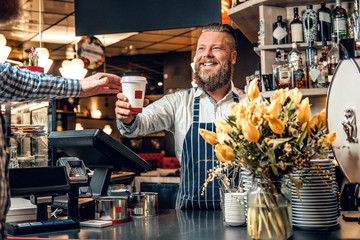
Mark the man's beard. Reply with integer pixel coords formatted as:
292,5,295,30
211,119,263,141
194,59,232,92
0,0,20,24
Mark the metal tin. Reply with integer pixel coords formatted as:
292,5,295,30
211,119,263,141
130,192,158,217
95,196,129,222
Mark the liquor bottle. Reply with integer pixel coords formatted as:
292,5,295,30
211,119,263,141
272,48,282,89
290,8,303,43
293,58,307,89
274,50,292,88
315,55,327,87
327,34,340,84
317,3,331,42
319,40,329,85
309,55,323,88
331,0,348,40
303,5,318,43
305,41,317,88
273,16,288,44
288,43,301,69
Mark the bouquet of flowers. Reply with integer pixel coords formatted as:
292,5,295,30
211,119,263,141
199,79,337,239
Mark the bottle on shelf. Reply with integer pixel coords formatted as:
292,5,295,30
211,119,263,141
331,0,348,40
290,7,304,43
273,50,292,88
288,43,306,89
272,48,282,89
317,3,331,42
319,40,329,86
303,5,318,44
305,41,317,88
273,15,288,45
327,34,340,84
309,55,324,88
288,43,301,69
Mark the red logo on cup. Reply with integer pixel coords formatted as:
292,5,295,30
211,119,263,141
135,90,143,99
116,207,122,213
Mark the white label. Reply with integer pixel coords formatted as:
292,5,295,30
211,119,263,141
319,12,331,23
279,67,291,84
133,207,143,215
310,67,320,81
291,23,303,42
333,19,347,31
273,26,288,40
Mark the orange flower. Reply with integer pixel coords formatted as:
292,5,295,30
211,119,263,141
243,118,260,142
199,129,217,146
215,120,233,134
296,97,311,123
318,109,326,128
307,113,319,135
267,116,285,134
267,99,281,117
215,144,235,162
248,78,260,100
323,132,337,147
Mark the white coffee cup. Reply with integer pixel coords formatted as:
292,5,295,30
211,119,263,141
121,76,147,113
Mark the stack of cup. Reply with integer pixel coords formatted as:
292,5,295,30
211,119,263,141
121,76,148,114
223,192,246,226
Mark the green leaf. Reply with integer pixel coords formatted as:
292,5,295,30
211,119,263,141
267,137,293,150
296,124,308,147
267,149,279,176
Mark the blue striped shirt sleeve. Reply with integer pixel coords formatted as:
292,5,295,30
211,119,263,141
0,63,80,102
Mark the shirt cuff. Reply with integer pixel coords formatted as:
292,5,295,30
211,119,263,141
116,116,139,135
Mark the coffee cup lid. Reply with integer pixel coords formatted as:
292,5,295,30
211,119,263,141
121,76,147,83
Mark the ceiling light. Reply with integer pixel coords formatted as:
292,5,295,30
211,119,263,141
0,34,11,63
59,58,88,79
36,47,53,73
36,0,52,73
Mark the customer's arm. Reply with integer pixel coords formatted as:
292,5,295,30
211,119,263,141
0,63,121,102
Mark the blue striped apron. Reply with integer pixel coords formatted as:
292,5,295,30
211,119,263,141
175,93,239,210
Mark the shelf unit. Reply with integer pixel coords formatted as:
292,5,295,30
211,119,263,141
260,87,328,98
228,0,352,74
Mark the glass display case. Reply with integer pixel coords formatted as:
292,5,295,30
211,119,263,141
1,101,56,168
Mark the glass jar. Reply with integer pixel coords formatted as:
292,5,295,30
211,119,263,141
247,177,292,240
219,187,246,227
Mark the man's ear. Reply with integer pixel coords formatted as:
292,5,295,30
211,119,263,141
231,50,237,65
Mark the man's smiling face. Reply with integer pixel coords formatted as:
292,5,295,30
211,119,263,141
194,31,237,92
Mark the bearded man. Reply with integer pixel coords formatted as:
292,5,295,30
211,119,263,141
116,23,245,210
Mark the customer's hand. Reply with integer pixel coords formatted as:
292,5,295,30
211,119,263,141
115,92,149,124
79,73,122,97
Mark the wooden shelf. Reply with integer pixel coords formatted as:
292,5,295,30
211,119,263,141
228,0,350,44
254,41,330,53
76,116,114,121
260,87,328,98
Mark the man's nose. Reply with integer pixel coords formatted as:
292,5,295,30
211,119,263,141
203,48,214,58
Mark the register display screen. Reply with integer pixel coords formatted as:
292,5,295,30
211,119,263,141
48,129,149,172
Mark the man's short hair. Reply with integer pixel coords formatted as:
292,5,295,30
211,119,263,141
202,23,237,51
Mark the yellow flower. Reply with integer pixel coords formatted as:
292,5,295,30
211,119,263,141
323,132,337,147
243,118,260,142
248,78,260,100
296,97,311,123
307,113,319,135
267,99,281,117
272,88,287,105
231,103,246,121
215,144,235,162
318,109,326,128
215,120,233,134
288,88,302,104
199,129,217,146
267,116,285,134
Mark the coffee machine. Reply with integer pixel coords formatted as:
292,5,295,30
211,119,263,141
327,58,360,215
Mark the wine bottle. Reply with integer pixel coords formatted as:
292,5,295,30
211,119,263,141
331,0,348,40
273,16,288,44
318,3,331,42
303,5,318,43
327,34,340,84
290,7,304,43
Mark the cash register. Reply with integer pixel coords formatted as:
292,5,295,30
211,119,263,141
7,129,149,235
